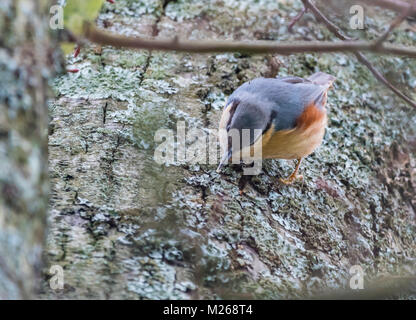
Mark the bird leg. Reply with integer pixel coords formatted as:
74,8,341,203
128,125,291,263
280,158,303,185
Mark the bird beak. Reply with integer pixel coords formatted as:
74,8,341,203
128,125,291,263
217,150,232,173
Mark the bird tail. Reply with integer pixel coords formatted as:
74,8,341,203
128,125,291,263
307,72,336,88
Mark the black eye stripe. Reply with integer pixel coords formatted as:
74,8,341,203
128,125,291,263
263,110,277,134
225,99,240,130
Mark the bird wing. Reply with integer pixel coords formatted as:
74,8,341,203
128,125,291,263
229,75,334,132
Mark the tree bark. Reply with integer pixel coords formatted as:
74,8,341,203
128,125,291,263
43,0,416,299
0,0,57,299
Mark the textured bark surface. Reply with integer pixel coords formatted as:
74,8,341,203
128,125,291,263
0,0,58,299
43,0,416,299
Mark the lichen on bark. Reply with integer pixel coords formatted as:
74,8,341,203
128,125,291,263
42,0,416,299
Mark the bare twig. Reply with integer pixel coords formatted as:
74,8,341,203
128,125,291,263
288,7,308,32
374,1,416,47
81,0,416,108
301,0,416,108
355,53,416,108
83,23,416,57
352,0,416,16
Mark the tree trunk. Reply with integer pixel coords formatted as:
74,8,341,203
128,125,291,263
0,0,57,299
42,0,416,299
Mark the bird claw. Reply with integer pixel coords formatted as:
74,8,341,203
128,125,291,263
74,45,81,58
279,174,303,185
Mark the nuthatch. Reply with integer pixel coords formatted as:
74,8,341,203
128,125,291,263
217,72,335,184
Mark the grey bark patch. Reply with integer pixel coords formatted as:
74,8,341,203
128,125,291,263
43,0,416,299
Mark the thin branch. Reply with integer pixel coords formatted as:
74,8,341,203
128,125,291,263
353,0,416,16
288,7,308,32
83,23,416,57
355,52,416,108
301,0,416,108
301,0,350,41
82,1,416,109
374,1,416,47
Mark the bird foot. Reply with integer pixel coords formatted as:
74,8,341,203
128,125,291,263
279,174,303,185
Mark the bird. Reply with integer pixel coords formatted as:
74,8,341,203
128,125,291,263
217,72,335,185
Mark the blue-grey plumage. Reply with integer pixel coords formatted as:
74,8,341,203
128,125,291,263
227,73,333,132
217,72,335,183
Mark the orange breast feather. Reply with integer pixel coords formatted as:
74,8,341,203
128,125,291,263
262,104,327,160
